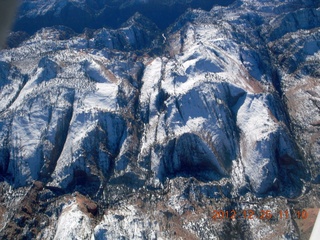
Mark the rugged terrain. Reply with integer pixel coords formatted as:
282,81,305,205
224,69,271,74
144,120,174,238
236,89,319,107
0,0,320,239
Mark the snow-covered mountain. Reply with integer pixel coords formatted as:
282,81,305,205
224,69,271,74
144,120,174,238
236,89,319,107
14,0,235,33
0,0,319,239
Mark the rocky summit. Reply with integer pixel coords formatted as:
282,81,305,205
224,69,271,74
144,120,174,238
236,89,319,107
0,0,320,239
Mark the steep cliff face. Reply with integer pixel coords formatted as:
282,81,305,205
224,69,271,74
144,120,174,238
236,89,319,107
0,0,319,239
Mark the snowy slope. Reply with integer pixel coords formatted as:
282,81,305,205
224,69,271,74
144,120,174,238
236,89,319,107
0,0,319,239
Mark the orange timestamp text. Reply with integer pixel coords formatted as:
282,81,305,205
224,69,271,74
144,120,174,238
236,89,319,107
212,209,308,220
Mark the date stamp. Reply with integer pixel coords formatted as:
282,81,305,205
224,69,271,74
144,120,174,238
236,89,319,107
212,209,308,220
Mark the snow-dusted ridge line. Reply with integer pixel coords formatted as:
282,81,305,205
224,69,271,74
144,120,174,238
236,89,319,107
0,0,319,239
14,0,236,34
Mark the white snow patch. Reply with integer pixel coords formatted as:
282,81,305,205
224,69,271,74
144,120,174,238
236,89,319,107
54,202,92,240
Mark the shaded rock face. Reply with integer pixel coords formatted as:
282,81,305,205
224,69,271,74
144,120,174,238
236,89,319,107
0,0,319,239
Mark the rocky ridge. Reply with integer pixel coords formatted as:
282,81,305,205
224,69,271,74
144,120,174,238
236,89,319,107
0,0,320,239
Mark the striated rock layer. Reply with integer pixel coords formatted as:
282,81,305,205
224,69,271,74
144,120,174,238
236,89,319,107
0,0,320,239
